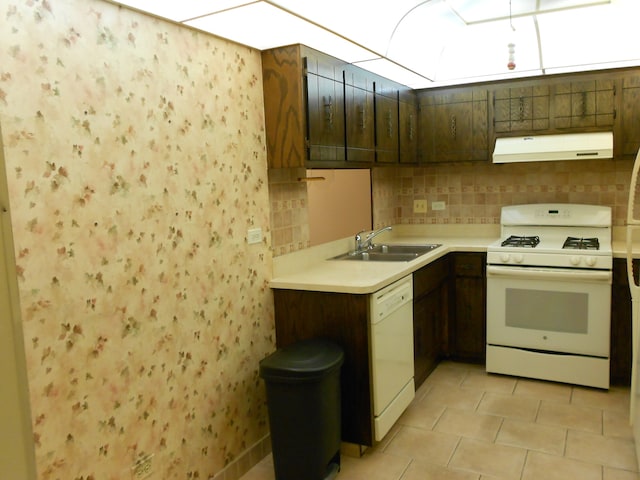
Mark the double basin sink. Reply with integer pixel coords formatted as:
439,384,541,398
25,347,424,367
332,244,442,262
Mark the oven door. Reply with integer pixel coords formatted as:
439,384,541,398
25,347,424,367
486,265,612,357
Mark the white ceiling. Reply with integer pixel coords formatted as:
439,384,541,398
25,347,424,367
106,0,640,88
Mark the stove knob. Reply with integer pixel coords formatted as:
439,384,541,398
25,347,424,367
586,256,597,267
500,253,510,263
514,254,524,263
570,256,581,266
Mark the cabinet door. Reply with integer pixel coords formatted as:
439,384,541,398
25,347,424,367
261,46,307,168
419,88,488,163
451,253,486,362
306,70,346,162
620,74,640,157
374,80,399,164
493,85,550,133
552,78,616,130
414,287,447,387
611,259,632,385
399,92,418,164
344,66,375,163
413,256,449,388
273,289,374,446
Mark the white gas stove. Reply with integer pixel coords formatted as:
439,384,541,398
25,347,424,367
487,203,612,270
486,203,613,389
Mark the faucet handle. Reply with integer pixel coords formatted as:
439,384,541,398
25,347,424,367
355,230,366,251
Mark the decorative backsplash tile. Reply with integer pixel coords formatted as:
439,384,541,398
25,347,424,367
1,0,274,478
397,159,632,226
272,158,632,255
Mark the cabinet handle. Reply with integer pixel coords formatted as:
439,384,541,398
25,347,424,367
518,96,525,121
359,105,366,131
408,114,414,141
323,95,333,127
450,115,457,139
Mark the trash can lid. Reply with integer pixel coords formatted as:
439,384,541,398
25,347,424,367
259,338,344,382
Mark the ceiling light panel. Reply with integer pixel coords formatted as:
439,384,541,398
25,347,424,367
353,58,431,88
447,0,609,24
184,2,378,63
270,0,429,55
537,1,640,70
110,0,253,22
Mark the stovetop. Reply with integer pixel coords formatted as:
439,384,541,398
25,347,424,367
487,204,612,269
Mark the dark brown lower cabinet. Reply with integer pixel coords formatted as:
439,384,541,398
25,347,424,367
449,253,486,363
272,289,374,446
413,256,449,388
611,258,633,386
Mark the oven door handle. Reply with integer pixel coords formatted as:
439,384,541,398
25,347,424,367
487,265,612,282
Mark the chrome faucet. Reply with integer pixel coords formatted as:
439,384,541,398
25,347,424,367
355,226,392,252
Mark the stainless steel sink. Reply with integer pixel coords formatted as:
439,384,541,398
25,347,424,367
331,244,442,262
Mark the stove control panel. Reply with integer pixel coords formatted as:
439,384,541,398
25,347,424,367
487,251,612,270
535,207,571,219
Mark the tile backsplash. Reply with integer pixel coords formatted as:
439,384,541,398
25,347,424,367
271,158,633,255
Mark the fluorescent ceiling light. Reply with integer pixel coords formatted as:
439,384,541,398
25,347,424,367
352,58,431,88
106,0,640,88
111,0,253,21
185,2,377,64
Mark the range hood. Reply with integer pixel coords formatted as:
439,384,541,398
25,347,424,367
492,132,613,163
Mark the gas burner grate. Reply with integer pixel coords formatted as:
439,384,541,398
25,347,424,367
562,237,600,250
501,235,540,248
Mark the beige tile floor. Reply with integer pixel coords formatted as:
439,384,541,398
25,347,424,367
241,361,640,480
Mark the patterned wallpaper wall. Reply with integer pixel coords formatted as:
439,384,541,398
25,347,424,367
1,1,274,478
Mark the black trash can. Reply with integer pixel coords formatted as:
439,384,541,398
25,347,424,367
259,338,344,480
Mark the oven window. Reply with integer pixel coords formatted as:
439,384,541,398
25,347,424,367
505,288,588,333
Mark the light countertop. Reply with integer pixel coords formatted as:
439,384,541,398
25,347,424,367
270,224,498,294
271,224,636,295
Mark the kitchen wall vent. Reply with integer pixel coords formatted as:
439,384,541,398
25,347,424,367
492,132,613,163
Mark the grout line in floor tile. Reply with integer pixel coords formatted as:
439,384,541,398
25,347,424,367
396,458,413,480
444,434,464,469
519,449,531,480
491,416,505,443
599,408,604,436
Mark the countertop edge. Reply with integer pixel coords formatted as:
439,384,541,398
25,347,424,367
270,238,493,294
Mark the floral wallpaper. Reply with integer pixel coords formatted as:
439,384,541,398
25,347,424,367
1,0,274,478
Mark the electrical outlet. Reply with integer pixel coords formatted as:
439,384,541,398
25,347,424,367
132,454,153,480
432,201,446,211
413,199,427,213
247,227,262,244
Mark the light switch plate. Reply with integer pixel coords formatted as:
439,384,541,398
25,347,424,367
247,228,262,244
432,201,446,211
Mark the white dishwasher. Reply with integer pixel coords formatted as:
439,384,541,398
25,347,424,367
370,274,415,441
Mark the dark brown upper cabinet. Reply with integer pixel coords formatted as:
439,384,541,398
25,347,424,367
374,78,400,164
552,78,615,130
493,85,551,134
619,72,640,157
344,64,376,163
262,45,347,168
418,86,489,163
262,44,413,168
399,89,419,164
